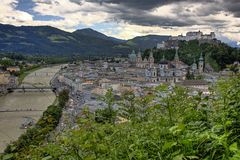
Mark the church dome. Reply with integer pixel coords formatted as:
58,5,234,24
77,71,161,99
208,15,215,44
159,54,168,64
159,59,168,64
128,50,137,62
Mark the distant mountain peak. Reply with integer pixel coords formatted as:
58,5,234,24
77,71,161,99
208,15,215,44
73,28,125,43
73,28,106,37
74,28,98,33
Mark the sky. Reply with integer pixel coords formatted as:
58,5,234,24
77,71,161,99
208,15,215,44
0,0,239,43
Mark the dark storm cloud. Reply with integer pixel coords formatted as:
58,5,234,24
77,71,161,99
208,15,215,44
119,12,193,27
83,0,217,10
222,0,240,17
70,0,240,27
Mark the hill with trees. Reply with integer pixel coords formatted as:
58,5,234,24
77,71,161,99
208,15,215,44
143,40,240,71
115,35,170,50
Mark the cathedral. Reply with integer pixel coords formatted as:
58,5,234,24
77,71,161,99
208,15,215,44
136,50,154,68
128,48,205,83
144,47,188,83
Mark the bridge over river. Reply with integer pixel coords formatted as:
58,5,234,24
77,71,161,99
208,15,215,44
0,109,44,113
9,85,55,92
0,65,62,153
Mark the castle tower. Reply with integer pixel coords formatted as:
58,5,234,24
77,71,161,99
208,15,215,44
198,52,204,73
174,47,180,68
136,49,142,68
149,49,154,68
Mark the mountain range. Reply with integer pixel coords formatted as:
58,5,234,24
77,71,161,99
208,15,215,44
0,23,238,56
0,23,170,56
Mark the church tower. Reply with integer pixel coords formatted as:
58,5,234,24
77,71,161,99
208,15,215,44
136,49,142,68
198,52,204,73
149,49,154,68
174,47,180,68
150,67,157,82
192,58,197,72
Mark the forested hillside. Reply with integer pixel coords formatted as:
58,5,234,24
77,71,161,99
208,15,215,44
2,76,240,159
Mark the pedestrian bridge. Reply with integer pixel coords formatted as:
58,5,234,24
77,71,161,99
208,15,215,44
8,86,56,92
26,72,56,77
0,109,44,113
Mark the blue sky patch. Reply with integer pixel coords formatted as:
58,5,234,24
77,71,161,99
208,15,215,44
16,0,64,21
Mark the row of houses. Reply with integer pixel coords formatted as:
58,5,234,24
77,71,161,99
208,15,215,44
0,70,18,94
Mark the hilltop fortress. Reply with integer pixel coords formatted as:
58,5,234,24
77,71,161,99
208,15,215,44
157,31,220,49
170,31,216,41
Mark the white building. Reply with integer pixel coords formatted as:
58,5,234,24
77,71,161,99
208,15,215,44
157,41,166,49
170,31,216,41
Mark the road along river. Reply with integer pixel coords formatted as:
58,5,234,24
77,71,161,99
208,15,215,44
0,65,61,153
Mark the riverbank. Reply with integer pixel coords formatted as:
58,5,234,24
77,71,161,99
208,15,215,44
18,65,42,85
0,65,61,153
0,65,42,97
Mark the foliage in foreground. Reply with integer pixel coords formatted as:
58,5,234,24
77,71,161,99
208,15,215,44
3,77,240,160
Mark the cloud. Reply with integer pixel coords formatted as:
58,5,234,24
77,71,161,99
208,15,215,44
0,0,33,24
0,0,239,42
32,0,111,28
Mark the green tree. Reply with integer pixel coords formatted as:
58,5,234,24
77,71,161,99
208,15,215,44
186,69,195,80
95,88,117,124
58,89,69,108
0,59,14,67
118,91,137,121
229,64,239,75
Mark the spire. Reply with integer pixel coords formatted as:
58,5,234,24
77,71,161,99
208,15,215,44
132,50,135,55
174,47,179,61
198,52,204,73
161,54,165,61
137,49,142,57
137,49,142,65
149,49,153,58
192,57,197,70
199,52,203,61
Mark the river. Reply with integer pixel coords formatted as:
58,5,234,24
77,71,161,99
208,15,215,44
0,65,61,153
